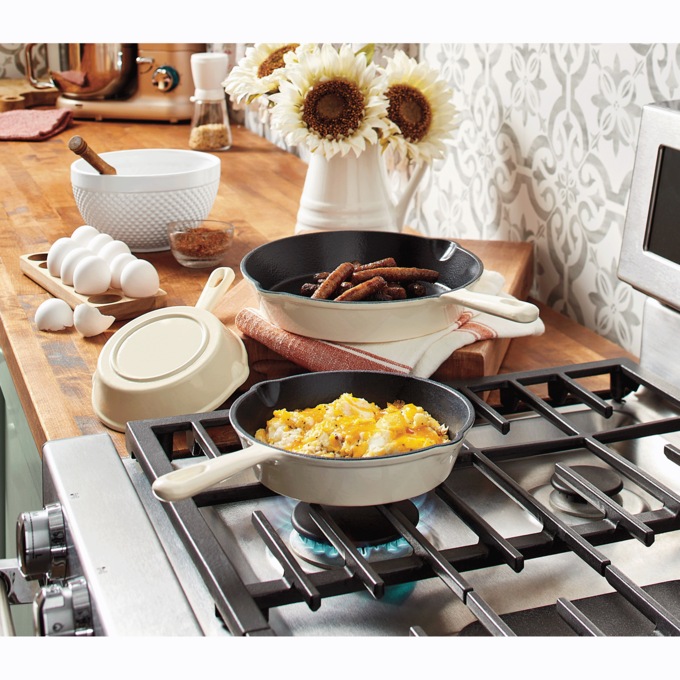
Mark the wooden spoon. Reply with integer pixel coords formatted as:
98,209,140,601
68,135,117,175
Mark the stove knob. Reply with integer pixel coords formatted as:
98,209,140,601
16,503,67,580
34,577,93,637
151,65,180,92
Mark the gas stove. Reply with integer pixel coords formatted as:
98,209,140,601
122,358,680,636
4,357,680,637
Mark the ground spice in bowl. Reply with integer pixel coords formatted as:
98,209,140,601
168,221,234,268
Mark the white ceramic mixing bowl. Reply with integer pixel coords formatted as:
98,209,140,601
71,148,221,252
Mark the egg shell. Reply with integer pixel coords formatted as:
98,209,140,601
87,232,114,254
120,259,160,298
73,304,115,337
73,255,112,295
35,298,74,331
109,252,137,289
99,240,131,264
59,246,90,286
70,225,100,247
46,237,77,277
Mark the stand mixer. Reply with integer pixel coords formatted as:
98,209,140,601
26,43,206,123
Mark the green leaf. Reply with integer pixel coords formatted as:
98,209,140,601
355,43,375,64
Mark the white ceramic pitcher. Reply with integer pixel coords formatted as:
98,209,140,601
294,142,427,234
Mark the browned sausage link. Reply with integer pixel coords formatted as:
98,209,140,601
335,276,387,301
406,281,427,298
311,261,355,299
385,285,407,300
353,257,397,272
351,266,440,284
300,282,320,297
332,281,354,298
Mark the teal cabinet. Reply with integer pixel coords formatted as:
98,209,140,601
0,349,42,635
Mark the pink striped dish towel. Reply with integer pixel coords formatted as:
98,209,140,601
235,271,545,378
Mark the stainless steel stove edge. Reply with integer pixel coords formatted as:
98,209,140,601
41,433,203,636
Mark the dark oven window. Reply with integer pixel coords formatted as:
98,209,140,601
646,144,680,265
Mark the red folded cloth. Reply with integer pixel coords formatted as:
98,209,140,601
235,306,440,374
0,108,73,141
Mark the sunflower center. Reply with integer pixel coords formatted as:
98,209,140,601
257,44,299,78
302,79,365,140
386,84,432,143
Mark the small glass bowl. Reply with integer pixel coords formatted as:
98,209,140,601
168,219,235,269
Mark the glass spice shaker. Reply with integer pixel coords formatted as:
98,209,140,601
188,52,232,152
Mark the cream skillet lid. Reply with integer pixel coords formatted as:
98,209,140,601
110,313,209,382
92,267,250,431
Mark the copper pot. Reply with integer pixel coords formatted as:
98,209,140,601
25,43,137,100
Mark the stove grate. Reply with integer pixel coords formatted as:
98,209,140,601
125,358,680,636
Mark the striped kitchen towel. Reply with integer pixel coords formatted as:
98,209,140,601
235,271,545,378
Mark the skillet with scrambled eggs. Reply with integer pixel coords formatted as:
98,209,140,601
254,392,450,458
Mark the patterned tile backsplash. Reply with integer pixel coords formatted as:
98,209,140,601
413,43,680,357
2,42,679,356
0,43,45,77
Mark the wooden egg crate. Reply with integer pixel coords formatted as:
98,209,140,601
20,252,167,320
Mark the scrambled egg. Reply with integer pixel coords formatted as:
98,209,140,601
254,393,450,458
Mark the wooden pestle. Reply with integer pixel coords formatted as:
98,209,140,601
68,135,117,175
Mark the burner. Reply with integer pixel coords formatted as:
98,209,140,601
289,501,418,568
531,464,649,521
292,501,419,545
551,464,623,500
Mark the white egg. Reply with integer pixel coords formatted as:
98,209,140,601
120,259,160,298
73,304,115,337
70,225,100,247
35,298,74,331
46,237,77,277
98,239,131,264
59,246,90,286
73,255,112,295
109,252,137,289
87,232,114,254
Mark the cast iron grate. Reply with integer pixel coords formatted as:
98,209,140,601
125,358,680,637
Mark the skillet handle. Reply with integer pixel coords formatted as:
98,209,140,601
194,267,235,313
151,443,276,502
443,289,540,323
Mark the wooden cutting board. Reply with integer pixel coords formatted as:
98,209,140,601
0,78,59,112
218,239,535,388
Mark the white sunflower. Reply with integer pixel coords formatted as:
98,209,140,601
269,43,389,160
379,50,457,165
223,43,304,105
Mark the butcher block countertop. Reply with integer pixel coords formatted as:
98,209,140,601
0,118,636,458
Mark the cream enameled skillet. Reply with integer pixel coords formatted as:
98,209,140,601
240,231,539,343
152,371,474,506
